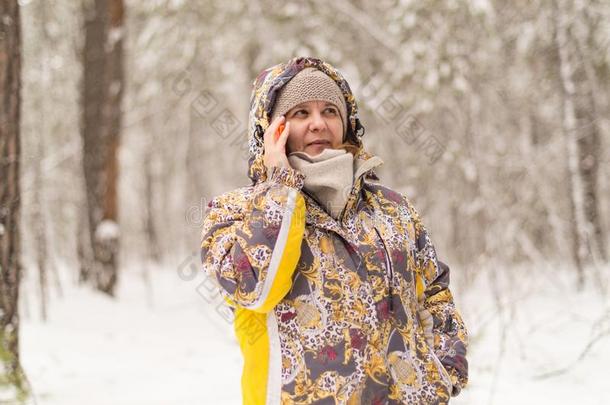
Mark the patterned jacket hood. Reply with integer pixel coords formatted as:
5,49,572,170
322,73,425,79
247,56,371,184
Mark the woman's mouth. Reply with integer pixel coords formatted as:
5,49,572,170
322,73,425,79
307,140,330,147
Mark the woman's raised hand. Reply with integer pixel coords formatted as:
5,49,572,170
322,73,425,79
263,116,291,170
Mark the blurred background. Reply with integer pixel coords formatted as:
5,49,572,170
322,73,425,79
1,0,609,404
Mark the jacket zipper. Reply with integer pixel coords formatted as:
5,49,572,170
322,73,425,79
339,176,365,224
373,227,394,312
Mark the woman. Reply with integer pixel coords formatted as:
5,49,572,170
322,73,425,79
200,56,468,404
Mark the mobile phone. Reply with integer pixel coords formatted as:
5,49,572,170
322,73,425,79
275,124,285,141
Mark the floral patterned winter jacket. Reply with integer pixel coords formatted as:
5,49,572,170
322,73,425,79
200,56,468,405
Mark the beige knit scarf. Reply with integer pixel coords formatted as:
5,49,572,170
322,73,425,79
288,148,383,219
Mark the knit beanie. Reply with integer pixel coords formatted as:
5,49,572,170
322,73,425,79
271,67,348,139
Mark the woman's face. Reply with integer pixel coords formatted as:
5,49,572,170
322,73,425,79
284,100,344,156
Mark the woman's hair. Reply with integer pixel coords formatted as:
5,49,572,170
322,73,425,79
336,141,359,156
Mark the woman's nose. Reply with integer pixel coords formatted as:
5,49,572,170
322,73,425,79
308,110,325,132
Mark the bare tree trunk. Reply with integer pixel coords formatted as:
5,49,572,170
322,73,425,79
34,131,48,322
0,0,29,400
554,1,590,288
80,0,106,287
79,0,124,296
77,198,94,283
141,145,157,308
33,0,50,322
572,7,607,263
144,146,160,264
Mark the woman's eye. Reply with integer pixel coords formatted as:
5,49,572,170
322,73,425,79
325,108,337,114
294,110,307,116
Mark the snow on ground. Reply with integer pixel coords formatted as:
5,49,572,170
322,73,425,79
20,256,243,405
19,257,610,405
451,263,610,405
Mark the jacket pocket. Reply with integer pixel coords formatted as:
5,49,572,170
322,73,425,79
417,326,453,396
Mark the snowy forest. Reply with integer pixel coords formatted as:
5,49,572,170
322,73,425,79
1,0,609,403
